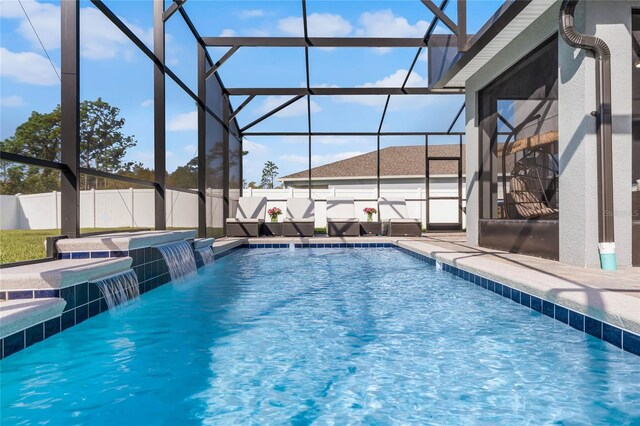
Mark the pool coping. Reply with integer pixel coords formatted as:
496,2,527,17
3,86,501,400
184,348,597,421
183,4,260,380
214,239,640,357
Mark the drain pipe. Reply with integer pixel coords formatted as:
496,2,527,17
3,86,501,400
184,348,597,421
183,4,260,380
559,0,616,270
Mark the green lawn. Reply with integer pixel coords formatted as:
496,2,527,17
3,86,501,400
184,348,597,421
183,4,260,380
0,228,142,264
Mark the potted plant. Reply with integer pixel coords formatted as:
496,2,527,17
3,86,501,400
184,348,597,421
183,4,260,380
267,207,282,222
363,207,377,222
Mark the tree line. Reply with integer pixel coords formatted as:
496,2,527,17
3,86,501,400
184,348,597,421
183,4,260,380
0,99,197,194
0,98,282,195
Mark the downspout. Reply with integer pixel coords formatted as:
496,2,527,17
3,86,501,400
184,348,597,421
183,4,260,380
559,0,616,270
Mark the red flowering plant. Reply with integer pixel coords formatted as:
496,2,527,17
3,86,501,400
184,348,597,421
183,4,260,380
267,207,282,222
363,207,377,222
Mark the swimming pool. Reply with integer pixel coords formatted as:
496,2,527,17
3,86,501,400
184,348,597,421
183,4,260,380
2,247,639,424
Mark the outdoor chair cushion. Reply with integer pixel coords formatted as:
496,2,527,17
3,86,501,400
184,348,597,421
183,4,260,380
285,198,315,220
235,197,267,220
378,197,419,221
326,198,357,221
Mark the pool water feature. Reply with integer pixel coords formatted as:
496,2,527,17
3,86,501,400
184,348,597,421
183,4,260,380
155,240,196,282
92,269,140,311
195,246,215,266
1,248,639,424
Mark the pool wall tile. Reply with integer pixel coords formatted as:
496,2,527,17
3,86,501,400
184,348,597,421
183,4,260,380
554,306,569,324
569,311,585,331
75,283,88,306
502,286,511,299
75,304,89,324
60,286,75,311
61,311,75,331
7,290,34,300
88,300,101,318
542,301,555,318
2,331,25,358
603,324,622,348
25,324,44,347
530,297,542,313
623,332,640,356
34,290,59,298
44,318,61,338
585,317,603,339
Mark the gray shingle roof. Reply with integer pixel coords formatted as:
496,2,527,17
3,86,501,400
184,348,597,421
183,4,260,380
281,145,466,180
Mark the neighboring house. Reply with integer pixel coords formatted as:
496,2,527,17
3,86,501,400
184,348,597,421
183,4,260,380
280,145,466,191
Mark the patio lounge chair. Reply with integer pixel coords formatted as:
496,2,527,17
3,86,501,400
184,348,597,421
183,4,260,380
226,197,266,237
326,198,359,237
378,197,422,237
282,198,315,237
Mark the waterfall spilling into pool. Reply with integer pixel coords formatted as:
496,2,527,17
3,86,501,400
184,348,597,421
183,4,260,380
155,240,197,282
196,247,215,266
92,269,140,311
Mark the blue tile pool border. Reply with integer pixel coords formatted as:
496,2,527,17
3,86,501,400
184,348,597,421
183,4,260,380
393,245,640,358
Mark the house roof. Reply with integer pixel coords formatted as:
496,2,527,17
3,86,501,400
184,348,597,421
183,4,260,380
280,145,466,181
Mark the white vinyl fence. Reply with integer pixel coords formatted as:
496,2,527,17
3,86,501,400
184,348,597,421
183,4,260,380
0,189,202,230
0,186,466,231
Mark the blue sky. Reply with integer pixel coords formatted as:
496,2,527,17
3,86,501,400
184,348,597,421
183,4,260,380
0,0,504,183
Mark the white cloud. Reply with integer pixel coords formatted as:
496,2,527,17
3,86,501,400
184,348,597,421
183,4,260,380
362,68,427,87
0,48,59,85
140,99,153,107
242,139,268,153
356,10,429,37
278,13,352,37
80,7,153,61
331,69,429,109
239,9,265,19
0,95,26,107
167,111,198,131
1,0,153,62
281,151,366,167
354,10,433,54
219,29,237,37
0,0,60,51
255,96,321,118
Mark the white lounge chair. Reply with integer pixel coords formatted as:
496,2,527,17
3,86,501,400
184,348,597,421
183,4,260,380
283,198,315,237
326,197,359,237
226,197,266,237
378,197,422,236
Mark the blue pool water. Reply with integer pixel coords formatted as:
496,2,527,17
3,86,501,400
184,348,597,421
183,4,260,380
1,248,640,424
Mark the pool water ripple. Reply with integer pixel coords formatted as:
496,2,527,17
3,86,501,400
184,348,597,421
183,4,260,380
1,248,639,425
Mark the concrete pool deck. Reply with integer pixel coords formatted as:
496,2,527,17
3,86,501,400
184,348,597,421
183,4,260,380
216,233,640,334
